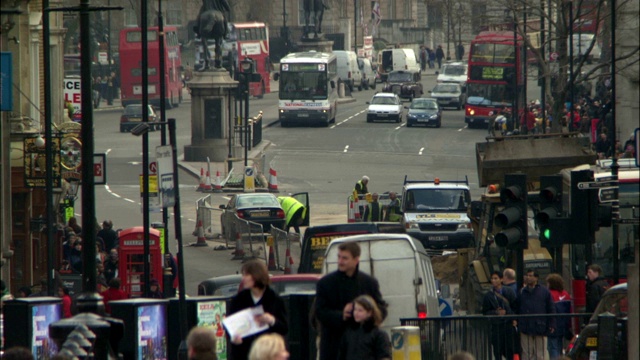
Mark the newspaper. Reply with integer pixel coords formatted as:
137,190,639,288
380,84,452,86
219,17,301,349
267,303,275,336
222,305,268,339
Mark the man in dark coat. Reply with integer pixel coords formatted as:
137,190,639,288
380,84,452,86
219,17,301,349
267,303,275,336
97,220,118,253
518,270,555,360
585,264,608,313
435,45,445,69
315,241,387,360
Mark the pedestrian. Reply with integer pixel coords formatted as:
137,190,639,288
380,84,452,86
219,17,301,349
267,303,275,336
383,191,402,222
354,175,369,196
107,71,117,105
62,232,77,261
456,43,465,61
101,278,128,314
595,132,612,159
2,346,35,360
428,48,435,69
435,45,445,69
363,192,383,222
148,278,164,299
67,217,82,236
58,286,73,318
546,273,572,360
97,220,119,253
96,263,109,292
482,271,517,360
17,286,32,298
29,279,48,297
229,260,288,360
518,269,555,360
104,248,119,283
187,326,218,360
337,294,391,360
248,334,289,360
277,196,307,234
68,240,83,274
585,264,608,313
420,46,427,72
315,241,388,360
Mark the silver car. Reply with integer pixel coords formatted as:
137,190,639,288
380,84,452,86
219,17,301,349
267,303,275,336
429,83,466,110
366,93,403,123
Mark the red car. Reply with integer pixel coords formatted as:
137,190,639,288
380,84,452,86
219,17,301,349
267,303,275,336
198,273,322,296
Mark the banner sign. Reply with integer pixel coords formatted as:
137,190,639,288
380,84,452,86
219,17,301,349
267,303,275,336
24,137,62,188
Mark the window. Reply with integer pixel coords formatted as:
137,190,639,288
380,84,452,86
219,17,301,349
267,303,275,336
124,8,137,27
165,1,182,26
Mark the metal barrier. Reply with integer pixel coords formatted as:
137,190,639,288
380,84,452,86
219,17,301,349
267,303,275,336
252,111,263,147
346,193,402,222
195,194,216,237
232,215,267,262
270,225,292,271
401,313,591,360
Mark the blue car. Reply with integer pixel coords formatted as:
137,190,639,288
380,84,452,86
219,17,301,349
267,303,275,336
405,98,442,128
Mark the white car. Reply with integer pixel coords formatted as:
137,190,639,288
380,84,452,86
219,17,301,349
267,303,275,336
366,93,403,123
437,62,468,89
429,83,466,110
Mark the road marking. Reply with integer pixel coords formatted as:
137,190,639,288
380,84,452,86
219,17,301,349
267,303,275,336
124,198,136,203
343,145,349,153
128,161,141,165
458,125,468,131
332,110,366,128
419,147,424,155
106,148,112,155
395,123,405,130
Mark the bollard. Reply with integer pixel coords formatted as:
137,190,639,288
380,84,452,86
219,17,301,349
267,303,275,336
338,81,345,98
391,326,422,360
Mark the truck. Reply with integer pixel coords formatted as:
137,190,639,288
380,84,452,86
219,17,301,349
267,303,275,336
401,176,474,250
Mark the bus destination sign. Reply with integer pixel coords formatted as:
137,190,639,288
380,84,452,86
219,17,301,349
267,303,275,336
282,63,325,72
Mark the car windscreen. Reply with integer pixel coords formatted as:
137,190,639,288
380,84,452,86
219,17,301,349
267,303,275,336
371,96,397,105
236,195,280,207
443,65,466,76
591,292,628,321
124,105,143,115
388,72,412,82
410,100,438,110
433,85,459,93
404,189,471,211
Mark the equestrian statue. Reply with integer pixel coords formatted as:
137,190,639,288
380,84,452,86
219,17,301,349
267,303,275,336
303,0,329,39
194,0,230,70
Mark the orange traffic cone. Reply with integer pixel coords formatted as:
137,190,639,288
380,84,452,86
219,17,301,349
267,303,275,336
197,167,206,191
232,232,245,260
283,248,292,274
353,200,361,221
348,199,356,223
213,170,223,193
267,246,277,270
193,220,207,246
202,171,213,191
268,167,279,193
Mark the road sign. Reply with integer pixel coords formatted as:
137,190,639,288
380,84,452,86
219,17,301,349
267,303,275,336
577,181,617,189
94,153,106,185
550,52,558,61
618,218,640,225
596,175,616,182
149,161,157,174
598,187,618,202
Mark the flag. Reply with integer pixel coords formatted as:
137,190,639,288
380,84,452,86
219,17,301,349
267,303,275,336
372,1,381,22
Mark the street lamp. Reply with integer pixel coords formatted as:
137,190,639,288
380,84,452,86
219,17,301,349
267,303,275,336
239,58,255,167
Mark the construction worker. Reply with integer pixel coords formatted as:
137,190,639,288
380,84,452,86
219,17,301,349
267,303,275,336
384,191,402,222
363,193,383,221
277,196,306,234
353,176,370,220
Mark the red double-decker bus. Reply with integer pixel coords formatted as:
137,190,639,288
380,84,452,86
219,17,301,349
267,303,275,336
464,31,525,128
228,22,271,98
119,26,183,107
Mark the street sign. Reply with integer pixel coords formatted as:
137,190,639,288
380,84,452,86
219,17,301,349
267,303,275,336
94,153,106,185
618,218,640,225
577,181,617,189
596,175,616,182
598,187,618,202
149,161,157,174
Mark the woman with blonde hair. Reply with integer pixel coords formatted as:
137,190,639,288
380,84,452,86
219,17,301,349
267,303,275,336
248,334,289,360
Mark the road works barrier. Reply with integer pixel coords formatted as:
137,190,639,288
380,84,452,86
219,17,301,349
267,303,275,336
269,225,292,271
231,215,267,262
346,193,401,222
194,195,215,238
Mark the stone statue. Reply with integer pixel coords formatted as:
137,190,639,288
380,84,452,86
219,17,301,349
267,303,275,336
303,0,329,39
194,0,231,70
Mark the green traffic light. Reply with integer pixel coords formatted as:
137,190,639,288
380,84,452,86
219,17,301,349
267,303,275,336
543,228,551,240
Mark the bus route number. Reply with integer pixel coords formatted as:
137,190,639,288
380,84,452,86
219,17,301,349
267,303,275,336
482,67,504,80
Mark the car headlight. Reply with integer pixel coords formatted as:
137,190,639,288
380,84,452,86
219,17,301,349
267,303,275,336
430,114,439,119
470,109,475,115
457,222,471,230
407,113,417,119
408,222,420,229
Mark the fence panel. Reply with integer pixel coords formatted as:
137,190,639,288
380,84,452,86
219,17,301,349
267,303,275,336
232,216,267,262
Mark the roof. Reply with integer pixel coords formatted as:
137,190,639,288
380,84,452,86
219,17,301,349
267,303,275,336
372,92,398,98
281,51,336,64
404,182,470,190
327,233,428,254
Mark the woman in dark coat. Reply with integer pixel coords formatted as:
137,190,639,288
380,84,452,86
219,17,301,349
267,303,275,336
229,260,288,360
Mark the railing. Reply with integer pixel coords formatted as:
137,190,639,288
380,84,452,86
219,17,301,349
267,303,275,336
400,313,593,360
194,194,216,238
232,215,267,262
234,111,263,151
269,225,293,271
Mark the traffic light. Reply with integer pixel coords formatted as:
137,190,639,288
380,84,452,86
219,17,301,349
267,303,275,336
536,175,563,247
494,174,528,250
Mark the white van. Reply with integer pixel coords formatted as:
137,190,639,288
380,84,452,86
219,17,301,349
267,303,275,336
437,61,468,89
323,234,440,333
378,48,421,82
357,57,377,90
333,50,363,92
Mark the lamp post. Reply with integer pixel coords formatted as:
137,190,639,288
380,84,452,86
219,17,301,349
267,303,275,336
240,58,254,167
458,3,462,60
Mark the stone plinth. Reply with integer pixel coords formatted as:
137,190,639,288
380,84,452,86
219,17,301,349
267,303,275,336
185,69,239,162
296,39,334,53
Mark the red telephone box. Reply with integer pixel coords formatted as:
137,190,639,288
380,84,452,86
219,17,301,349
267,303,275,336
118,226,163,297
